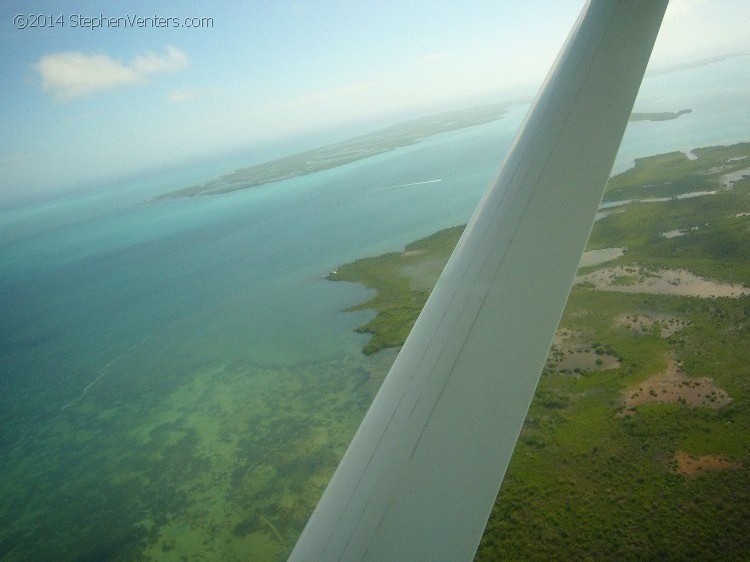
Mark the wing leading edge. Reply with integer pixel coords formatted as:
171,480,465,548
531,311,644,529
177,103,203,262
290,1,669,560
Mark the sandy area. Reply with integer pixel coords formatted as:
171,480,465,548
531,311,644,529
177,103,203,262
673,451,741,477
578,247,625,268
547,329,621,374
661,226,699,239
594,208,626,222
722,168,750,188
614,312,688,338
402,249,427,257
620,356,731,415
576,265,750,298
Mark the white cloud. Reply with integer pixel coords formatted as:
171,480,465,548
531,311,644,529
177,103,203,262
34,45,188,101
132,45,188,75
167,86,222,103
168,90,196,103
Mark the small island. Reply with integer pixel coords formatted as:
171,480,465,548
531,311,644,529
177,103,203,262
157,103,509,199
328,142,750,559
629,108,692,122
156,105,695,200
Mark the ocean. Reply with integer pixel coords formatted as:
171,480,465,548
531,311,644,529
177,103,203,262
1,54,748,560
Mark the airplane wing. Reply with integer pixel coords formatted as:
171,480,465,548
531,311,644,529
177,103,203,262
290,1,669,559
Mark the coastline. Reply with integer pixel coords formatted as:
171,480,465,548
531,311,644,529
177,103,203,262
157,103,509,200
326,141,750,559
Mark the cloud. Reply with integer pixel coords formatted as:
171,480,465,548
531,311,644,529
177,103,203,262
34,45,188,100
132,46,188,75
167,86,223,103
168,90,196,103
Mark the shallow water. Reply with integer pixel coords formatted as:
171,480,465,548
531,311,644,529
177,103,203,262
1,55,748,560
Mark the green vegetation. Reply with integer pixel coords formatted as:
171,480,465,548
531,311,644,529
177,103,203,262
328,142,750,559
327,226,463,355
593,144,750,285
159,104,508,199
604,141,750,201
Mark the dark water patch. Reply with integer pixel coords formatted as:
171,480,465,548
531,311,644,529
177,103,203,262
233,517,261,537
0,328,59,354
0,351,385,561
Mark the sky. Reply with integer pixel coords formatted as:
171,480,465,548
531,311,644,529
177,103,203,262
1,0,749,206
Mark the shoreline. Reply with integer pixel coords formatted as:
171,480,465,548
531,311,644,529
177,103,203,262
325,141,750,558
156,103,509,200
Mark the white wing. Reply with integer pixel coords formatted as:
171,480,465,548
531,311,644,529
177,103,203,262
291,1,669,560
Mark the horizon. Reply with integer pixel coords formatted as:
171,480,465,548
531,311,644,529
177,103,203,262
2,0,750,205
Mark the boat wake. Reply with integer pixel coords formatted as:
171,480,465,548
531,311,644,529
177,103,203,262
382,179,442,190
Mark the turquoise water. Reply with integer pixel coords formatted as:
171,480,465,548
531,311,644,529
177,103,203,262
614,54,750,172
1,56,748,560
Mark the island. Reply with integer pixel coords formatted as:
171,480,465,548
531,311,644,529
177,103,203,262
629,108,692,122
156,104,693,200
157,103,510,199
327,142,750,559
